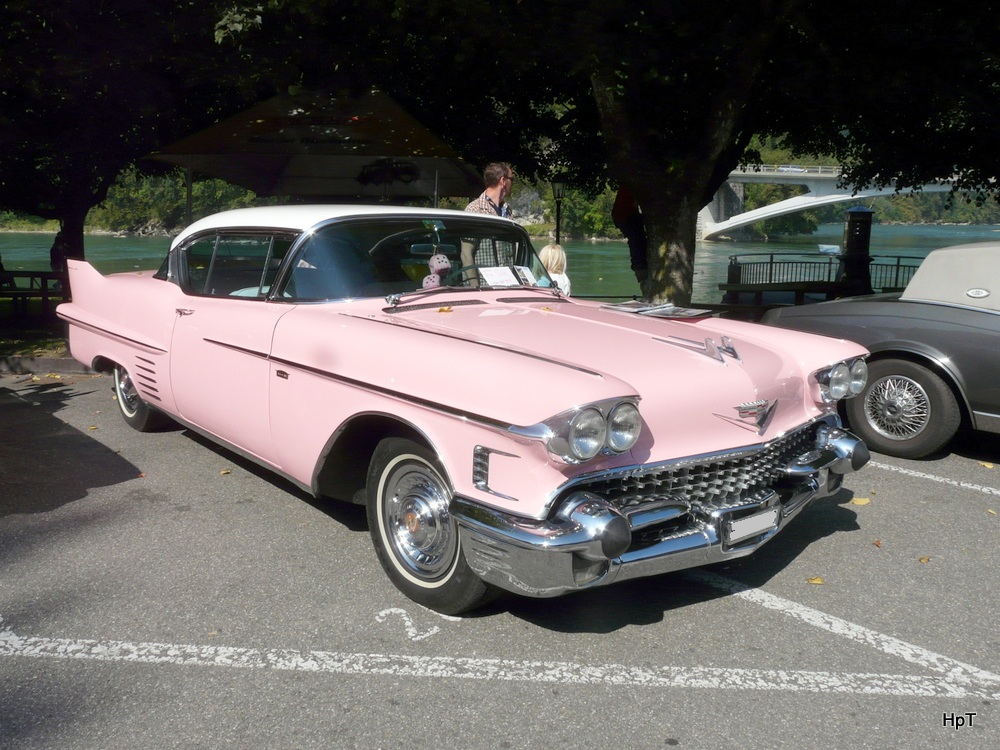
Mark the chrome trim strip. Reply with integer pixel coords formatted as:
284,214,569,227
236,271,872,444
202,338,269,360
973,410,1000,435
267,353,512,432
653,334,741,363
58,312,168,356
472,445,521,501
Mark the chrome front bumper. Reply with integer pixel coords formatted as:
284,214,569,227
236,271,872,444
453,421,869,598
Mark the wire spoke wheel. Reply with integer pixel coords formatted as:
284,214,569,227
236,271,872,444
846,358,960,458
865,374,930,440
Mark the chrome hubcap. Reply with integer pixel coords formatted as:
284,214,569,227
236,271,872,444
864,375,930,440
115,368,140,417
383,462,456,580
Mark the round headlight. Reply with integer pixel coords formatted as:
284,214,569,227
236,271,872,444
849,359,868,395
606,402,641,452
827,362,851,400
569,408,607,461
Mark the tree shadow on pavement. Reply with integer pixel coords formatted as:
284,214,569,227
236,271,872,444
0,381,141,517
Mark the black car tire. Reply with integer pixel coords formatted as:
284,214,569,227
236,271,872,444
366,437,495,615
845,358,960,458
113,365,170,432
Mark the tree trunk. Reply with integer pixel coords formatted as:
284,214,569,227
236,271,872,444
640,196,701,306
59,204,88,261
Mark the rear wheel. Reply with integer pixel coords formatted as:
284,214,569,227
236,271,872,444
845,359,960,458
366,437,494,614
113,365,169,432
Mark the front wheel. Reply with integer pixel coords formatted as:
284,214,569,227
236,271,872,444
845,359,960,458
114,365,169,432
366,438,494,614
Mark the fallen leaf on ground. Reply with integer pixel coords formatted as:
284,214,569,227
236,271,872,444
988,509,997,515
980,462,995,469
87,425,98,431
873,539,882,548
807,576,824,585
851,497,871,505
220,469,231,475
918,556,931,563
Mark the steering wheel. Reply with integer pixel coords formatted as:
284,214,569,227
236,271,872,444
444,265,483,287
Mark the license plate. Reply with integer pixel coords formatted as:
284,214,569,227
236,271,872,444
726,508,779,544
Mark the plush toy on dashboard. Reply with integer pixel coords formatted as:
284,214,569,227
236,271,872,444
421,253,453,289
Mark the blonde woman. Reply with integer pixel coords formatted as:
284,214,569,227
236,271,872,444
538,243,571,295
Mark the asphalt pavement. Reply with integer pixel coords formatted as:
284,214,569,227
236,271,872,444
2,373,998,749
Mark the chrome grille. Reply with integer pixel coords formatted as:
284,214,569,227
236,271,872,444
569,423,818,512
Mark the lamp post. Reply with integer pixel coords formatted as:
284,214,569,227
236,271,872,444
551,178,566,244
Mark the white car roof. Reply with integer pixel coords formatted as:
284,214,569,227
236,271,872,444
171,204,507,249
901,241,1000,312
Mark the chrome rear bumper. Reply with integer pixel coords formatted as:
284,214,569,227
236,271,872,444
453,421,869,598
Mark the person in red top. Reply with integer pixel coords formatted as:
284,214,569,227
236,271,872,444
612,185,648,288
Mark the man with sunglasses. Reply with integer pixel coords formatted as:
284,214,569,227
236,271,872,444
461,162,516,275
464,162,514,219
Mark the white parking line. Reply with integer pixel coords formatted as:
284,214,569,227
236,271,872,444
870,459,1000,497
2,610,998,699
688,570,1000,686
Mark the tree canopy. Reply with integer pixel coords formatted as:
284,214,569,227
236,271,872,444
202,0,1000,302
3,1,1000,302
0,1,286,258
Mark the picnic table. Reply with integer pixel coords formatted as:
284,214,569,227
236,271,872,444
0,270,70,318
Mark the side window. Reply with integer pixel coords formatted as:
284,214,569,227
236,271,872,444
182,234,287,297
183,237,216,294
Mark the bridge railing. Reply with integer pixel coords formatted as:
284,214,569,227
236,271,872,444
725,252,922,292
731,164,842,176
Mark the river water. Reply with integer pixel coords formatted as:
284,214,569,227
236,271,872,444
3,222,999,304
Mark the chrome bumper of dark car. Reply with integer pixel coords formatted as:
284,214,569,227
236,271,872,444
453,417,869,598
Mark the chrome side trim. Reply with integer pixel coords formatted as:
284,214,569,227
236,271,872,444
58,312,168,356
472,445,521,501
973,410,1000,435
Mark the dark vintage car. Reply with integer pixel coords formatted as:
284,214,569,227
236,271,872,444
763,242,1000,458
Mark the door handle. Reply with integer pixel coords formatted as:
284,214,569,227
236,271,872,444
176,308,195,316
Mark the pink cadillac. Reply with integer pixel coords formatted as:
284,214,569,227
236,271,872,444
58,205,870,614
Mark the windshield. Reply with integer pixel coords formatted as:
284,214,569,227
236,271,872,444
279,216,554,300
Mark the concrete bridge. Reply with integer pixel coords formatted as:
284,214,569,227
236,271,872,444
698,165,954,240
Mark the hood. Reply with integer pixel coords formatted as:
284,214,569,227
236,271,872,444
275,293,866,460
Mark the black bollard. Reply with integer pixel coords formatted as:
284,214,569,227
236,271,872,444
838,206,874,295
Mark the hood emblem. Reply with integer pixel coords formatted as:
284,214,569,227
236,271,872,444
656,334,741,363
730,399,779,433
736,399,769,419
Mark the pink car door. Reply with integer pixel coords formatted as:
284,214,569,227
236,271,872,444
168,233,294,464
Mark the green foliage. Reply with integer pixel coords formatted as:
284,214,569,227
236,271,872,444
85,167,267,234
